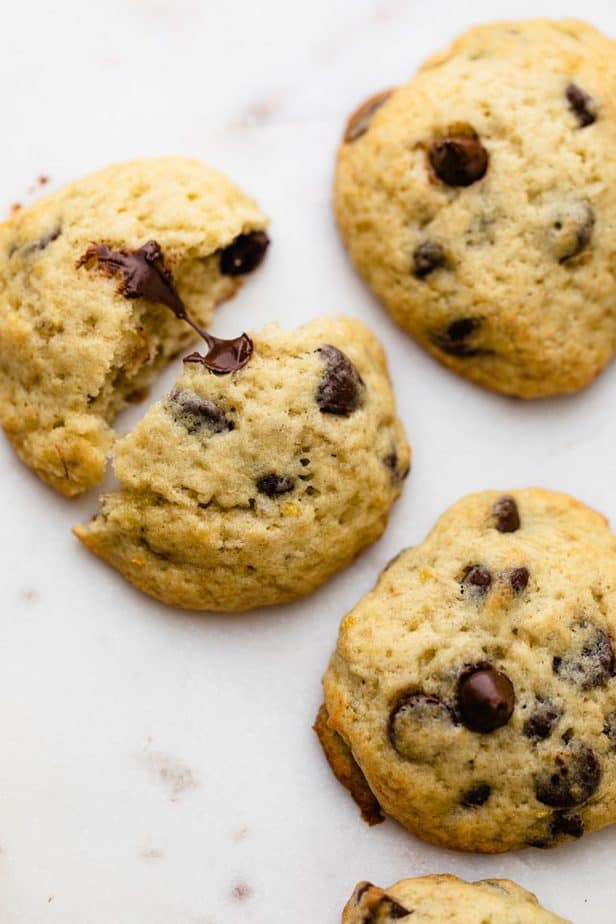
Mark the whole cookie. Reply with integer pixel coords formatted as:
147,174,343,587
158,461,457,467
74,316,409,611
0,157,268,495
335,20,616,397
342,875,569,923
318,489,616,851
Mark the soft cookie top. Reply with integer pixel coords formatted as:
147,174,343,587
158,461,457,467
74,316,410,612
0,157,268,495
342,875,569,923
335,20,616,397
319,488,616,852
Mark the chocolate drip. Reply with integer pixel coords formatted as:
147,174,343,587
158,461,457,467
77,239,253,374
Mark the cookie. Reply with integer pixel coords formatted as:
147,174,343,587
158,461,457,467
74,316,410,611
342,875,569,923
317,488,616,852
334,20,616,398
0,157,268,495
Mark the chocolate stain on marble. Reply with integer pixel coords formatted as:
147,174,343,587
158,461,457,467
142,749,199,801
141,848,164,860
231,882,253,902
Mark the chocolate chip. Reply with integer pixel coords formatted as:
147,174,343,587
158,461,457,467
429,316,488,358
492,495,520,533
523,700,561,741
184,333,254,374
219,230,270,275
550,201,595,263
550,812,584,839
344,89,393,143
22,225,61,255
383,451,410,483
77,240,185,316
552,622,614,689
603,712,616,746
461,564,492,594
428,125,489,187
256,474,295,497
351,883,412,921
316,345,364,416
566,83,597,127
535,744,600,808
509,566,530,594
461,783,491,806
413,241,446,278
457,667,515,733
170,390,232,434
388,692,455,762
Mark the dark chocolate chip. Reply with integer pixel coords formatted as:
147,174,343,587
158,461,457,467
509,566,530,594
256,474,295,497
344,89,393,143
461,783,491,807
550,812,584,839
77,240,185,315
535,744,600,808
352,883,412,921
457,666,515,733
316,344,364,416
383,451,410,483
603,712,616,746
170,390,232,434
566,83,597,128
523,700,561,741
429,317,488,358
428,126,489,187
184,333,254,374
461,564,492,594
388,692,455,762
552,622,614,689
22,225,61,255
551,201,595,263
492,495,520,533
413,240,446,278
219,230,270,275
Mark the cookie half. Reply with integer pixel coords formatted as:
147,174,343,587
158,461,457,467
74,316,410,611
318,488,616,851
335,20,616,397
343,875,569,923
0,157,268,495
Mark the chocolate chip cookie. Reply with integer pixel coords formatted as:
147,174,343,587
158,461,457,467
334,20,616,397
0,157,268,495
342,875,569,923
74,316,410,611
317,489,616,851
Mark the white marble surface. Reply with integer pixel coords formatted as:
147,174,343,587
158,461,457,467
2,0,616,920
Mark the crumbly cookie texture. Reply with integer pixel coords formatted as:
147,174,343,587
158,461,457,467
74,316,410,612
342,875,569,923
319,488,616,852
335,19,616,398
0,157,268,495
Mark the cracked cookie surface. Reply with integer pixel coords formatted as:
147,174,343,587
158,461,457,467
0,157,268,495
319,488,616,852
342,875,569,923
74,316,409,611
335,19,616,397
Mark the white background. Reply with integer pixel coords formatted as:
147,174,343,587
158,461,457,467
1,0,615,921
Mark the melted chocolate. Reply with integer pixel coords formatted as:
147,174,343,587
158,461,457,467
78,239,253,374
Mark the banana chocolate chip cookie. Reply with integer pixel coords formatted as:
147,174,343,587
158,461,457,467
335,20,616,397
0,157,269,495
74,316,409,611
342,875,569,923
317,489,616,851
